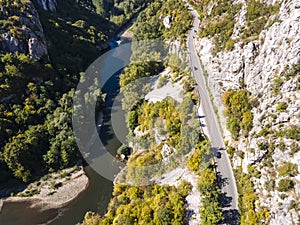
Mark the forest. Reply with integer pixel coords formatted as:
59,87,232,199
0,0,151,184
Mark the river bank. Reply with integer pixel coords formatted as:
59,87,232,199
0,166,89,215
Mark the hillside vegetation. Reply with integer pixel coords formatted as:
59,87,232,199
0,0,150,184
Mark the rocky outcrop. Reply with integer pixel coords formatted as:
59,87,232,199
36,0,57,12
1,33,22,53
28,38,48,60
195,0,300,223
1,1,48,60
163,15,172,28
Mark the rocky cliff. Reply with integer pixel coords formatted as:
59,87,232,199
194,0,300,224
36,0,57,12
1,1,48,60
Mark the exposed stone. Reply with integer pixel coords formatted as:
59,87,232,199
163,15,172,29
36,0,57,12
195,0,300,223
28,38,48,60
1,33,22,52
0,1,48,60
161,144,176,159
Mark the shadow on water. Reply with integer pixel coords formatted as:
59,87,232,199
0,201,58,225
50,66,129,225
98,67,127,152
50,167,114,225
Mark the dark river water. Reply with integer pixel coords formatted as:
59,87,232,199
0,41,131,225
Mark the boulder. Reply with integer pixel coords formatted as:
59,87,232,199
163,16,172,29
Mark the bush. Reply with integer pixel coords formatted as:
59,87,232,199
157,75,168,88
188,150,201,172
290,142,300,156
283,60,300,79
264,179,275,192
117,144,131,156
273,77,283,94
277,126,300,140
277,178,295,192
227,146,235,158
81,212,102,225
226,117,240,140
86,183,188,225
223,89,253,139
276,101,288,112
225,39,235,51
243,0,280,40
278,162,298,177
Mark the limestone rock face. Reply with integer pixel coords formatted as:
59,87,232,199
0,1,48,60
28,38,48,60
163,16,172,28
1,33,22,53
36,0,57,12
195,0,300,223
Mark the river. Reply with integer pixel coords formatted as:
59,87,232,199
0,35,131,225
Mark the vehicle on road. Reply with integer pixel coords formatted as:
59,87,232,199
215,152,221,158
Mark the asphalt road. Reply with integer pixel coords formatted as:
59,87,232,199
186,5,239,222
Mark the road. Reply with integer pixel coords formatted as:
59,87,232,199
186,5,239,223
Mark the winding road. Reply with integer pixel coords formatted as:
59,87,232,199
186,5,239,224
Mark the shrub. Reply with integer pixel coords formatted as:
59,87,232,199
188,150,201,172
227,146,235,158
276,101,288,112
226,117,240,140
277,178,295,192
273,77,283,94
278,162,298,177
243,0,280,40
117,144,131,156
157,75,168,88
277,126,300,140
290,142,300,156
223,89,253,138
81,212,102,225
225,39,235,51
264,179,275,191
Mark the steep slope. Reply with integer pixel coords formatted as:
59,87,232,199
192,0,300,224
36,0,57,11
0,0,149,185
1,0,48,60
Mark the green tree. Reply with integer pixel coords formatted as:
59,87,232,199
226,117,240,140
200,197,223,225
154,207,174,225
241,110,253,135
3,125,49,182
198,167,217,195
